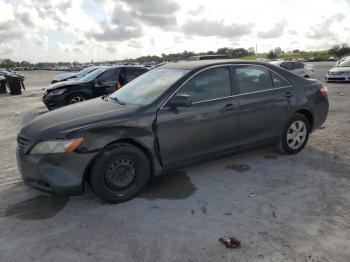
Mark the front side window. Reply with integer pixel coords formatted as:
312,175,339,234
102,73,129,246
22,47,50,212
99,68,120,82
176,67,231,103
127,68,147,81
235,65,274,94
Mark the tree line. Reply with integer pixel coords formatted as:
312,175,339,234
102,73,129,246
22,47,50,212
1,45,349,68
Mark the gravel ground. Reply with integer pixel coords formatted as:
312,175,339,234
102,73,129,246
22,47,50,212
0,63,349,262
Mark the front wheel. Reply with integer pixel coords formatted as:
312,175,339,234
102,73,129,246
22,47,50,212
89,144,151,203
67,94,87,105
280,114,310,154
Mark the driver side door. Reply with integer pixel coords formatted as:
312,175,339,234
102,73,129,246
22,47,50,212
156,66,240,168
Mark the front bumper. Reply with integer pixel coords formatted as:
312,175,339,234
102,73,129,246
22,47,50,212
42,94,67,110
16,148,97,196
325,74,350,82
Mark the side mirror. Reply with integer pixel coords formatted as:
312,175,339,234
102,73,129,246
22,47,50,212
167,94,192,108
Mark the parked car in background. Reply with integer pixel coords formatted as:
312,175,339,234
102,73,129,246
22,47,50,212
51,66,99,84
43,66,148,110
0,68,25,80
17,60,329,203
336,56,350,66
188,55,229,61
325,59,350,82
270,61,314,78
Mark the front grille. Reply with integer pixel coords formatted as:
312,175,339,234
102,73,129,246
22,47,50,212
17,135,31,151
328,77,346,81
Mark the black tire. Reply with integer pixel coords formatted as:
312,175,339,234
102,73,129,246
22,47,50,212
280,113,310,154
89,144,151,203
67,93,87,105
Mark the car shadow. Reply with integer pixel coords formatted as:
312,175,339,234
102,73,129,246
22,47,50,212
138,170,197,201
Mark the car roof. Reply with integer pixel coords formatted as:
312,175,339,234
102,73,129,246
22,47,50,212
96,65,147,70
159,59,275,70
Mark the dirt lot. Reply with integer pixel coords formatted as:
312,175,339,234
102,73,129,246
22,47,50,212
0,63,349,262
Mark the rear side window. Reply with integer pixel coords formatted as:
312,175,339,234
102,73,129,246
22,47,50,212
271,71,291,88
99,68,120,82
281,62,293,70
127,68,147,81
294,62,304,69
235,65,273,94
177,66,231,103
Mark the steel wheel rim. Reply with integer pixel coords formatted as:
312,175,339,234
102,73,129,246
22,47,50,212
104,158,137,191
70,96,85,104
287,120,307,150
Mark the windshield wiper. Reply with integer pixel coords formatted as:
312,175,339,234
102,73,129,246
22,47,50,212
109,96,125,105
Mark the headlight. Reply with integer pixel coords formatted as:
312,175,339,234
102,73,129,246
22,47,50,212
48,88,66,96
30,138,83,154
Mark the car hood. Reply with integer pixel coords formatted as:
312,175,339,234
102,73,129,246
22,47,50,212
47,80,87,91
53,72,76,81
21,98,140,139
329,67,350,72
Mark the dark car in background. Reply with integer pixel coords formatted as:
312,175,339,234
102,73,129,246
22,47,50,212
51,66,99,84
42,66,148,110
17,60,328,203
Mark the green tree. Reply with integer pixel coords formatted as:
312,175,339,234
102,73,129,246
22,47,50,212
329,45,350,57
267,50,278,59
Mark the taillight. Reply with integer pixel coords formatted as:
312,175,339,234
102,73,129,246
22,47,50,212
320,86,328,97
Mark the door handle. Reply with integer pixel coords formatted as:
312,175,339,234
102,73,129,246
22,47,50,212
224,104,238,111
284,91,294,98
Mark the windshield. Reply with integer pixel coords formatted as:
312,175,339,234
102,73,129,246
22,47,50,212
337,59,350,67
109,69,189,106
77,66,98,78
79,67,108,82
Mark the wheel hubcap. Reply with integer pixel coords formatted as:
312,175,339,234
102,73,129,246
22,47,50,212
105,158,137,191
70,96,85,104
287,120,307,150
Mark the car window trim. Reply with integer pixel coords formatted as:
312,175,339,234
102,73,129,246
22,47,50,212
161,64,233,109
160,63,294,109
175,65,232,104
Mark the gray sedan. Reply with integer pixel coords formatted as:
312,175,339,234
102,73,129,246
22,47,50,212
17,60,329,203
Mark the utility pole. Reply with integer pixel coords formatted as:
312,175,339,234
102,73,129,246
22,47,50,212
256,44,258,54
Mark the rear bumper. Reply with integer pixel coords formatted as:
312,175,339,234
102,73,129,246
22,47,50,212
312,97,329,132
16,148,97,196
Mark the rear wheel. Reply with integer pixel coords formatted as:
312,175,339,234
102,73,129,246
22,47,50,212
280,114,310,154
67,94,87,105
89,144,150,203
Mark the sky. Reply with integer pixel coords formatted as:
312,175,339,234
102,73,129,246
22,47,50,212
0,0,349,63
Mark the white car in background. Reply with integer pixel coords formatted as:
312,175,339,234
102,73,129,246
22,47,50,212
336,56,350,66
325,59,350,82
270,61,314,78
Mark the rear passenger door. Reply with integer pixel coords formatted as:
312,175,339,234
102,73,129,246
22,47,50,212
233,65,297,147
